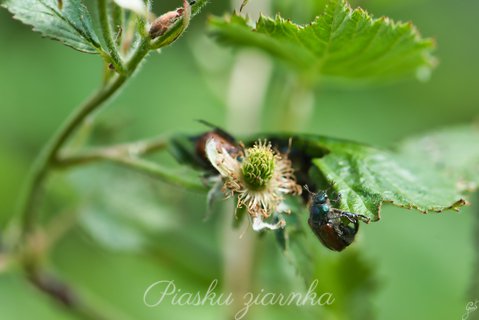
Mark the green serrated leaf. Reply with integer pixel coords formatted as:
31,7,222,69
398,124,479,189
253,134,467,221
311,146,466,221
2,0,103,54
209,0,435,81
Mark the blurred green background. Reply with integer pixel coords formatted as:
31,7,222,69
0,0,478,319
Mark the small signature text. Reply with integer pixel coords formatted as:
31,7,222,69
462,300,479,320
143,279,334,319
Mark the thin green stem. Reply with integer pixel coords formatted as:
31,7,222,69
98,0,125,74
101,156,207,192
56,135,170,168
278,75,315,131
19,75,126,235
53,135,207,192
19,38,151,238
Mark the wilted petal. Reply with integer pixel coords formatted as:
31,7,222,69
205,138,239,177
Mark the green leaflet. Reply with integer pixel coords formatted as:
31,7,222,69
209,0,436,81
2,0,103,54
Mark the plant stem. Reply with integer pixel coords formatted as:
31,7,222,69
20,74,125,235
98,0,125,74
54,135,207,192
26,267,108,320
278,75,314,131
104,156,207,192
222,20,273,317
56,135,170,167
25,265,130,320
19,38,151,238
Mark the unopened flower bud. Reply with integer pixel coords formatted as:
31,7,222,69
149,0,194,39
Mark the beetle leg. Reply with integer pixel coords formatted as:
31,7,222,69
333,209,371,224
356,214,371,223
332,209,357,223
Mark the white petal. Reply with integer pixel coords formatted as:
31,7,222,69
205,138,239,177
251,215,285,231
112,0,147,16
205,138,225,174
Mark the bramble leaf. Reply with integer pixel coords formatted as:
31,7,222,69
170,127,471,222
209,0,436,81
2,0,103,54
260,134,468,221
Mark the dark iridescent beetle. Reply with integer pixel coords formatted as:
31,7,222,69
305,185,370,251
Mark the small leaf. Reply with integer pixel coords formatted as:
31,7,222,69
209,0,436,81
2,0,103,54
255,134,468,221
398,124,479,190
